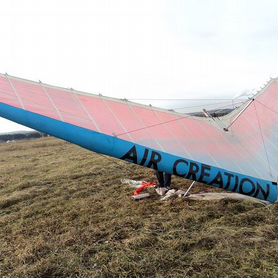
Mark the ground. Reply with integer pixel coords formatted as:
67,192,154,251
0,137,277,278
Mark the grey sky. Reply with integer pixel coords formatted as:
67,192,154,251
0,0,277,132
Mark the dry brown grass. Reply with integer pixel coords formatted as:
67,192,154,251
0,137,277,277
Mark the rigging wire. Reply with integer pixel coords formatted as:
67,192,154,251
212,102,244,115
253,102,273,178
114,99,246,137
254,99,278,114
115,113,192,137
127,98,240,101
170,100,245,110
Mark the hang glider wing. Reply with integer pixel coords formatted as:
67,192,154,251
0,74,277,203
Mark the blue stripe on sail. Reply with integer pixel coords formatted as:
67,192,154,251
0,102,276,203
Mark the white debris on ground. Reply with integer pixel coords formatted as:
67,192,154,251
160,189,177,201
121,179,269,204
120,179,145,188
131,193,150,200
184,192,270,204
155,187,168,196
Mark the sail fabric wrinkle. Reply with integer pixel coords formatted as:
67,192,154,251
0,74,277,182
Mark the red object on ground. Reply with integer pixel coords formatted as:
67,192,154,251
133,182,157,196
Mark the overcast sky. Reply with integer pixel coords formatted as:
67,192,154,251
0,0,277,132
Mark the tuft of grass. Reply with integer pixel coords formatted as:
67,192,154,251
0,137,277,277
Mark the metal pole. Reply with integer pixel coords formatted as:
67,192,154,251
183,181,196,197
223,98,254,131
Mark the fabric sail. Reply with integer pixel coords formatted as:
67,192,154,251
0,73,277,203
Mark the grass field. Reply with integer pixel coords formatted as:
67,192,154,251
0,137,277,277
